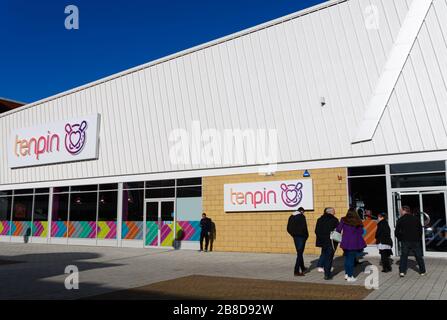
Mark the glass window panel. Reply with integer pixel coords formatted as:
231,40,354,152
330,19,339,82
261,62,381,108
146,180,175,188
0,190,12,196
123,182,144,189
145,188,175,199
98,191,118,221
348,176,387,219
35,188,50,194
70,185,98,192
348,166,385,176
33,194,49,221
391,173,446,188
0,197,12,221
69,192,98,221
176,186,202,198
54,187,70,193
176,178,202,186
12,196,33,221
52,193,69,221
161,201,174,221
122,189,144,221
146,202,159,222
390,161,446,174
99,184,118,191
14,189,34,195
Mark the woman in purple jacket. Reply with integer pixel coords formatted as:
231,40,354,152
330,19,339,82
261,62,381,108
336,208,367,282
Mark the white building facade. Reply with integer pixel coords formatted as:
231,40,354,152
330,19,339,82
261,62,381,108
1,0,447,256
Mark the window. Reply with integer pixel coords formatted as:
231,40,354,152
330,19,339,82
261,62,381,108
348,176,387,219
122,189,144,221
33,194,49,221
69,192,98,221
390,161,445,174
145,188,175,199
98,191,118,221
348,166,385,176
12,196,33,221
177,178,202,186
177,186,202,198
391,173,446,188
146,180,175,188
0,196,12,221
52,193,69,222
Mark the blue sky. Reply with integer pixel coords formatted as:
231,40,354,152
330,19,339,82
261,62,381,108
0,0,325,103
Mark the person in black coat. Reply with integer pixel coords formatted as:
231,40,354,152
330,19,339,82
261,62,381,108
395,206,426,277
199,213,212,252
287,207,309,276
375,212,393,273
315,207,339,280
315,208,339,279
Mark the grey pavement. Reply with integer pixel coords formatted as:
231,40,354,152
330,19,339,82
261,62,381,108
0,243,445,300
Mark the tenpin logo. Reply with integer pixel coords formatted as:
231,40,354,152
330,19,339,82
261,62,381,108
65,121,87,155
280,182,303,208
225,180,313,212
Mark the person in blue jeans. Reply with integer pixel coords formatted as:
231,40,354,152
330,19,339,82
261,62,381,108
287,207,309,276
315,207,339,280
336,208,367,282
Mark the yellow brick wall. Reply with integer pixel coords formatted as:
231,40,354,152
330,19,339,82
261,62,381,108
203,168,348,255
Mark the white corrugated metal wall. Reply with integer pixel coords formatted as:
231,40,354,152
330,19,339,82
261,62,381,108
1,0,446,186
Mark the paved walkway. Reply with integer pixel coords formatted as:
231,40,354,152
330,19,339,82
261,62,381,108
0,243,445,300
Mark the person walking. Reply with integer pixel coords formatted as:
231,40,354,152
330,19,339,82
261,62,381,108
315,207,339,280
336,208,367,282
287,207,309,276
395,206,426,277
199,213,212,252
375,212,393,273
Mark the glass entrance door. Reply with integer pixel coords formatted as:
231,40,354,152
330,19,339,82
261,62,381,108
144,199,175,247
392,191,447,255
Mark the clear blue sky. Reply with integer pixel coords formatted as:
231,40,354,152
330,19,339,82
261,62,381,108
1,0,325,104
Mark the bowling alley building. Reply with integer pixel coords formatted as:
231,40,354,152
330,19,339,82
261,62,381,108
1,0,447,257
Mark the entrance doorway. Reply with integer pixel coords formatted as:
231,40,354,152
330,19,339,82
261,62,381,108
143,199,176,247
392,191,447,256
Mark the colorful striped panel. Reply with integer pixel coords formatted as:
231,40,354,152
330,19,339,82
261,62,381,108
11,221,32,237
32,221,48,237
160,222,179,247
363,220,378,245
146,221,158,246
0,221,10,236
177,221,200,241
97,221,117,239
51,221,68,237
122,221,143,240
68,221,96,238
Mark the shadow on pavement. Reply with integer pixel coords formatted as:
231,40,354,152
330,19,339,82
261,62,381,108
0,251,125,299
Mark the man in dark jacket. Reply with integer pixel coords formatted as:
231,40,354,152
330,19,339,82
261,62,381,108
287,207,309,276
315,207,339,280
199,213,212,252
375,212,393,273
395,206,426,277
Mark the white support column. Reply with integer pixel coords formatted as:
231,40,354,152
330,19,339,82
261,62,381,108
117,182,123,247
47,187,54,241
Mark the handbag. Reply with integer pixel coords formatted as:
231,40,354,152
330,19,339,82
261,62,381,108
330,230,342,243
